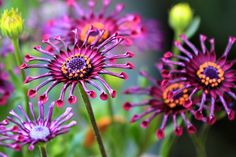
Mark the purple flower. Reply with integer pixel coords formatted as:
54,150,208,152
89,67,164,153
124,20,164,52
43,0,142,46
0,64,14,105
0,38,14,57
21,28,134,107
161,34,236,124
123,70,196,139
0,102,77,151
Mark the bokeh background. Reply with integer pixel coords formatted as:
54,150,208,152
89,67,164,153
1,0,236,157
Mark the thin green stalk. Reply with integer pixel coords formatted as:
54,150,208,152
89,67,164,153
173,30,182,56
160,135,177,157
39,144,48,157
190,134,207,157
78,84,107,157
135,124,154,157
12,38,25,80
11,38,29,114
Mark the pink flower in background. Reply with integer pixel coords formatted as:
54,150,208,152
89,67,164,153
43,0,158,50
0,64,14,105
123,69,196,139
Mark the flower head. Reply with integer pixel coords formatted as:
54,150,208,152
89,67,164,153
0,8,24,39
161,34,236,124
123,69,196,139
0,64,14,105
43,0,142,46
21,28,134,107
169,3,193,31
0,102,77,151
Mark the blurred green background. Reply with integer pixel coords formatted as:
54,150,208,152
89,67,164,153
1,0,236,157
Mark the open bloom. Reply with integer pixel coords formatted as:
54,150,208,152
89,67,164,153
21,28,134,107
161,34,236,124
0,102,77,151
43,0,152,49
123,70,196,139
0,64,14,105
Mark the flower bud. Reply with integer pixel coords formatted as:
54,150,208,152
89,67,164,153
169,3,193,31
0,8,24,39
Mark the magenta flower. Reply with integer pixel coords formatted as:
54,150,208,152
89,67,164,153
161,34,236,124
123,70,196,139
43,0,142,46
0,64,13,105
21,28,134,107
0,102,77,151
124,20,164,52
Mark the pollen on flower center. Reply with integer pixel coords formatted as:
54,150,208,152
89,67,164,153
162,83,189,108
29,125,50,140
61,54,92,79
80,22,109,44
197,62,224,87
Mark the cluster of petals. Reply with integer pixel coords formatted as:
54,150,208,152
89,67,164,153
43,0,161,52
161,34,236,125
0,102,76,151
123,69,197,139
21,27,134,107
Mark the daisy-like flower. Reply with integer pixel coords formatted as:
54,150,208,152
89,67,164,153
0,101,77,151
21,28,134,107
43,0,142,45
0,64,14,105
123,70,196,139
161,34,236,124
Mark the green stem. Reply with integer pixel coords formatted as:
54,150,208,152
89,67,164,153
78,84,107,157
11,38,29,114
135,125,153,157
160,135,177,157
190,134,207,157
173,30,183,56
39,145,48,157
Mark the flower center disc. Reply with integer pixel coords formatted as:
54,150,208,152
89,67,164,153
30,125,50,140
162,83,189,108
197,62,224,87
80,22,109,44
61,54,92,79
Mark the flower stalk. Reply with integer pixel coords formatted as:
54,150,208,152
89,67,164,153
39,144,48,157
79,84,107,157
12,38,29,113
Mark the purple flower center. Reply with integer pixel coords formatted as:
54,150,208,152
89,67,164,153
197,62,224,87
203,66,219,79
29,125,50,140
61,54,92,79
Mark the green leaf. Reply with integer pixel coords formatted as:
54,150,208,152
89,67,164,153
186,16,201,38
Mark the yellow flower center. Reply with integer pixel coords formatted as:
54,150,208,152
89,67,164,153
162,83,189,108
61,54,92,79
80,22,109,44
